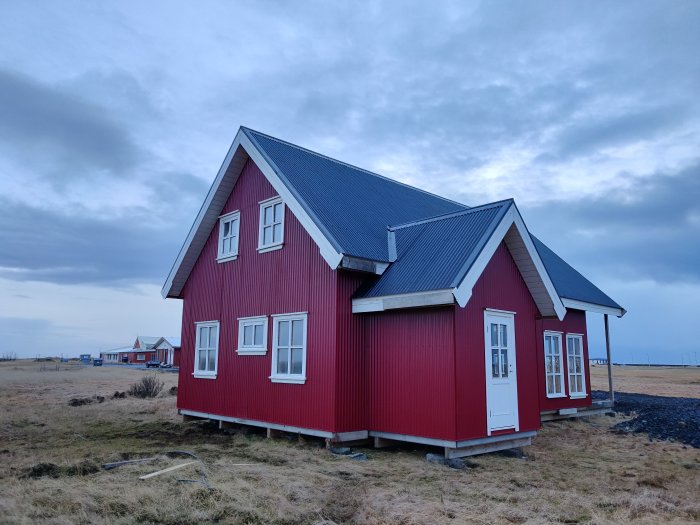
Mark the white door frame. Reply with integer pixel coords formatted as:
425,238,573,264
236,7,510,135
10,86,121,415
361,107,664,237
484,309,520,435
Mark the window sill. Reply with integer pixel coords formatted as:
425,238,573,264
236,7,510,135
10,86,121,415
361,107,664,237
546,393,567,399
569,394,587,399
269,375,306,384
236,349,267,356
257,243,283,254
216,254,238,263
192,373,217,380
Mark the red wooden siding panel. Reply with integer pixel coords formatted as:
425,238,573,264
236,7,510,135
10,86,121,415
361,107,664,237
177,159,339,432
454,242,542,441
365,307,456,441
536,310,592,411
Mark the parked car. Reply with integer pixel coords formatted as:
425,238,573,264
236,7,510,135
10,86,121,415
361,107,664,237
159,362,172,368
93,358,103,366
146,360,161,368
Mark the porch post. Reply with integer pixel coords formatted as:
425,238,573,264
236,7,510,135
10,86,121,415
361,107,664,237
604,314,614,404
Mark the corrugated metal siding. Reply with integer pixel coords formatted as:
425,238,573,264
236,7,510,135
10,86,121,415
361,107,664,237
536,309,592,411
454,242,542,441
245,128,465,262
177,159,339,432
365,307,457,441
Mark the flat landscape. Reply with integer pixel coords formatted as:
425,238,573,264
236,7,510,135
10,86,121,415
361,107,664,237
1,361,698,525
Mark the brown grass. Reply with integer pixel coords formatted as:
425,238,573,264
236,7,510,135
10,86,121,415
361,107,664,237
590,365,700,398
1,360,698,524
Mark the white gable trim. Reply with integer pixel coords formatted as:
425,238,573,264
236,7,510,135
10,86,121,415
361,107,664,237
162,129,345,298
453,205,566,320
562,298,626,318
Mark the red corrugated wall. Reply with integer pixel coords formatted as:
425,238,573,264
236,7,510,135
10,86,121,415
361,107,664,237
536,310,592,411
177,159,339,432
454,242,542,440
365,307,457,440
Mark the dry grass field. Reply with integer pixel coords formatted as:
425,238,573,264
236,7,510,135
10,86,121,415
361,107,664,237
1,361,698,525
590,364,700,398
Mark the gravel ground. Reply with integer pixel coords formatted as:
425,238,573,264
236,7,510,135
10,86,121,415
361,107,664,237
593,390,700,448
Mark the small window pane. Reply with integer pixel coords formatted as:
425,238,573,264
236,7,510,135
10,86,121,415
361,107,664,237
243,325,253,346
546,356,553,373
500,324,507,347
492,348,499,378
277,349,288,374
264,206,273,225
545,336,551,354
291,348,303,374
207,349,216,371
291,320,303,346
254,325,263,346
223,221,230,237
575,357,581,373
554,375,561,393
209,326,218,346
576,376,582,392
273,223,282,243
263,226,273,245
273,203,282,222
198,349,206,371
546,376,553,394
491,324,498,347
554,355,561,373
501,349,508,377
570,376,575,392
278,321,289,346
199,327,208,349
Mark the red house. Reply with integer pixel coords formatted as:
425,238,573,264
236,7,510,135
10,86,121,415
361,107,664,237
162,127,625,457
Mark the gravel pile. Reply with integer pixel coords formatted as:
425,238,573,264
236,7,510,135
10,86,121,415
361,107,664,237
593,390,700,448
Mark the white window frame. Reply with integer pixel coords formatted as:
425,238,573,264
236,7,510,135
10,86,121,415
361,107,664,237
193,321,219,379
136,354,145,361
566,334,587,398
258,196,284,253
237,316,268,355
217,210,241,262
544,331,566,398
270,312,307,384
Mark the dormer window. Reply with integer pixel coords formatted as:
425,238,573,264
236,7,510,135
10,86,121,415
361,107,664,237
258,196,284,252
217,211,240,262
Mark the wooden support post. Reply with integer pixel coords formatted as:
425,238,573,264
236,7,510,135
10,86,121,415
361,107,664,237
267,428,282,439
604,314,614,405
373,436,393,449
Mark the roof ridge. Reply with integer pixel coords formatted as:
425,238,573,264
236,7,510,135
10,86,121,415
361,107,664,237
389,199,513,231
241,126,468,209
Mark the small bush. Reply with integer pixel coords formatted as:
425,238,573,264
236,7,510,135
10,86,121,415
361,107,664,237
128,375,164,398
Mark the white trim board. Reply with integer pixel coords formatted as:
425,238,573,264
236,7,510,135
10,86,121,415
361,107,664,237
562,298,626,318
162,128,347,299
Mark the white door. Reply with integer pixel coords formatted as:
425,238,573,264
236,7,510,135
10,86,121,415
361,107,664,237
484,310,519,434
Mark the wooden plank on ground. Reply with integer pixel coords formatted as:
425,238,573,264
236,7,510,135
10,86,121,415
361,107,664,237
139,461,195,480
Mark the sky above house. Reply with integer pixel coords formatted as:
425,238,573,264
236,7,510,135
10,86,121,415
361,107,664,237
0,2,698,363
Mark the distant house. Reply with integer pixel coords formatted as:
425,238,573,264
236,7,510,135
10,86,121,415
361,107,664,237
130,336,159,363
101,346,132,363
590,358,609,365
153,336,181,367
162,127,625,457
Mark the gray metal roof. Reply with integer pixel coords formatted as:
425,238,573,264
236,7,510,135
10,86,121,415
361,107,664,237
357,201,512,297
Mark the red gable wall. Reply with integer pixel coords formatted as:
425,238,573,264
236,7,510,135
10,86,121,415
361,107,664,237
178,159,340,432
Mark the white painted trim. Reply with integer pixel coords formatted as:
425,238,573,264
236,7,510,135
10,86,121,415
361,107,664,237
270,312,308,382
162,129,346,298
179,409,335,439
562,298,626,318
484,308,517,316
194,320,220,377
352,289,454,313
367,430,537,449
452,204,566,320
258,196,285,252
237,316,268,355
217,209,240,263
565,333,587,397
569,394,588,399
192,373,217,380
257,244,283,254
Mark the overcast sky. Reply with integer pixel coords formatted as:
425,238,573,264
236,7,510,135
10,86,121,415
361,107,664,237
1,2,698,363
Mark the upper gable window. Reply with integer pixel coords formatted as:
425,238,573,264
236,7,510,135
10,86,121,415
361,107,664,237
258,197,284,253
217,211,240,262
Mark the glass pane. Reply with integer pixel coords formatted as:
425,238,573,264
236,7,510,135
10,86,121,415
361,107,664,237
222,237,230,253
254,325,263,346
501,348,508,378
291,348,303,374
570,376,575,392
274,203,282,222
207,349,216,371
273,223,282,243
575,338,581,354
546,376,553,394
568,357,575,373
291,320,303,346
575,357,581,373
264,205,273,225
491,348,499,378
223,221,230,237
545,336,551,355
554,375,561,394
554,355,560,373
576,376,582,393
263,226,272,245
199,326,208,349
546,356,552,373
491,324,498,347
209,326,218,348
243,325,253,346
277,349,288,374
278,321,289,345
198,349,206,371
500,324,507,347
